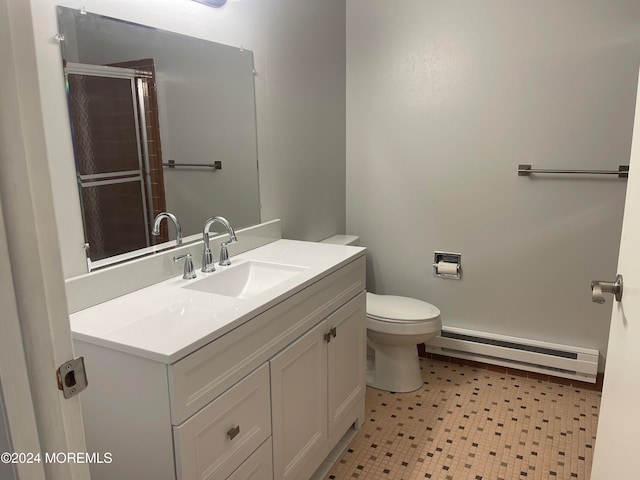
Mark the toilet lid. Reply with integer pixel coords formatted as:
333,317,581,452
366,292,441,323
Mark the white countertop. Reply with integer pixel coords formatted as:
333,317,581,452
70,239,365,364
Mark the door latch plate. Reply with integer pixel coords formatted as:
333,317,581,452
56,357,88,399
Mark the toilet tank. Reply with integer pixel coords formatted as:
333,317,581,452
319,235,360,246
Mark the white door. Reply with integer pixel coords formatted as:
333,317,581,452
591,71,640,478
0,199,44,480
0,0,90,478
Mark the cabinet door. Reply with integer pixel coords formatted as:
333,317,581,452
270,321,328,480
327,292,366,436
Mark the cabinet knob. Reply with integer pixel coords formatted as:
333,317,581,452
227,425,240,440
330,327,337,338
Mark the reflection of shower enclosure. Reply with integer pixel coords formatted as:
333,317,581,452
65,61,166,264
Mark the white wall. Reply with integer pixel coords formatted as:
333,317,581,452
347,0,640,366
30,0,346,277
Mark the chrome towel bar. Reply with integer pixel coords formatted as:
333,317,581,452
518,164,628,178
163,160,222,170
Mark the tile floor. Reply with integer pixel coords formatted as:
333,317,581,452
325,357,601,480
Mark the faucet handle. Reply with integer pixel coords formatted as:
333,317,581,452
173,253,196,280
219,244,231,266
218,231,237,267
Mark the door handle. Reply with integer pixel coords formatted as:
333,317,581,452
591,274,623,303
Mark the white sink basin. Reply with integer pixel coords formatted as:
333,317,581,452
183,260,308,299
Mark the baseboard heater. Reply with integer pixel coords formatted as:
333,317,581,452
423,326,599,383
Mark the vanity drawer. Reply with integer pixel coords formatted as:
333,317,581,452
173,363,271,480
227,438,273,480
169,255,365,424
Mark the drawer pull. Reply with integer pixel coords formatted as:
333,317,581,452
227,425,240,440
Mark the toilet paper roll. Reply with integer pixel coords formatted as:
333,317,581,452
436,261,458,276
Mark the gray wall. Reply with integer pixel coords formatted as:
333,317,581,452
33,0,346,277
347,0,640,366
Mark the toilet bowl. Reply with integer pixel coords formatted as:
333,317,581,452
366,293,441,393
319,235,442,393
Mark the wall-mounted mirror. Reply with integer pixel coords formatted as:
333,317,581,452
56,7,261,270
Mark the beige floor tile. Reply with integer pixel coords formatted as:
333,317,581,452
325,358,600,480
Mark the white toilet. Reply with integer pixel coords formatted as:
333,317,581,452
320,235,443,393
366,292,441,392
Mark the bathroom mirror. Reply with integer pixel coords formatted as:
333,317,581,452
56,7,260,269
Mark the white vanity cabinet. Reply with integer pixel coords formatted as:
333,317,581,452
73,249,365,480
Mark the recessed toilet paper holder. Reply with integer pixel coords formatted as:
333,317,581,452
433,252,462,280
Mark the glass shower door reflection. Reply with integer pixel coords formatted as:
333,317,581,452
66,67,152,263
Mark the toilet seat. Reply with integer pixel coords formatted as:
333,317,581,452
366,293,441,323
366,293,441,336
367,315,441,336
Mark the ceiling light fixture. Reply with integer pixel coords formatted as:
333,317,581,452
192,0,227,8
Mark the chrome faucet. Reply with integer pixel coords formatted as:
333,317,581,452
152,212,183,247
201,216,237,272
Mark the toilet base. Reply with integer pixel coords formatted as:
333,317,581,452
367,340,423,393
